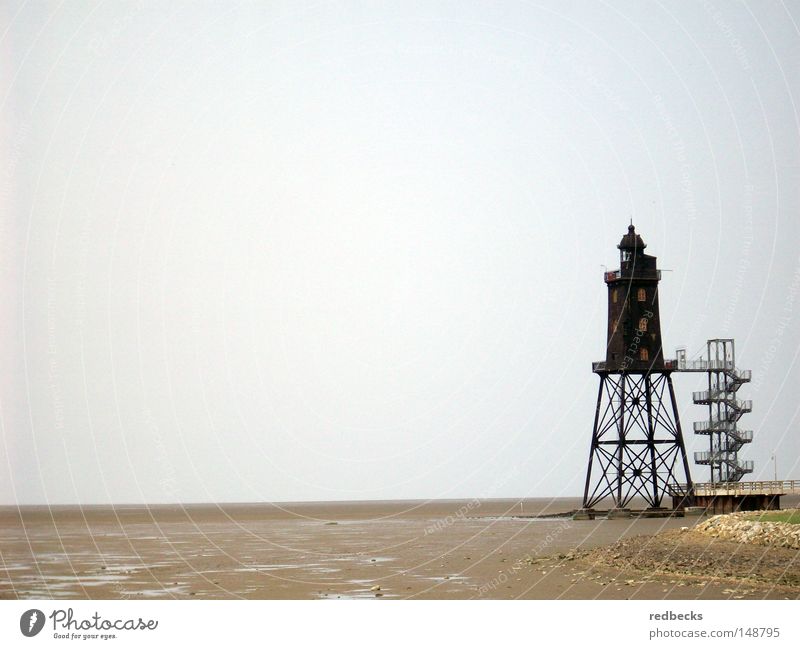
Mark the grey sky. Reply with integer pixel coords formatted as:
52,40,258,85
1,1,799,504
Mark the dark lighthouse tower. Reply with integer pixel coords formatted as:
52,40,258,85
582,225,692,512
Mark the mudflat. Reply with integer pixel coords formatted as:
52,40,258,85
1,498,797,599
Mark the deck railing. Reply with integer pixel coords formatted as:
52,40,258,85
668,479,800,497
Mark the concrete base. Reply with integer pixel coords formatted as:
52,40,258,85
640,507,680,518
572,508,596,520
683,506,705,517
606,508,632,519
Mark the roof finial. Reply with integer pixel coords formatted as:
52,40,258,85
618,223,646,250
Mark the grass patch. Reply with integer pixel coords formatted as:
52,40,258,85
750,510,800,525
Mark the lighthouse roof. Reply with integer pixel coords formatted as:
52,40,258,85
617,224,646,250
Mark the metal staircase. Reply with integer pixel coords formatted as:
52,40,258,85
671,339,754,483
694,451,754,482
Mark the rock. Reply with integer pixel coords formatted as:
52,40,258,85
695,511,800,550
370,585,381,591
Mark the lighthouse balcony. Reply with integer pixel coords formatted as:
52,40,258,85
604,269,661,283
592,360,666,373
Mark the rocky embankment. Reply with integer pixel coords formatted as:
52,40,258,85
696,511,800,550
577,512,800,594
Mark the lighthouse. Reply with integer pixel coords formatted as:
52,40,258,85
582,225,693,513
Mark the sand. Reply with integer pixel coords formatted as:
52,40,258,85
2,498,798,599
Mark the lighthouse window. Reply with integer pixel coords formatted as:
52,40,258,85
640,348,649,361
612,289,618,303
638,318,648,332
637,288,646,302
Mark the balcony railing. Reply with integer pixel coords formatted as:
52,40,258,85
694,419,733,433
723,430,753,451
604,269,662,282
676,359,734,371
693,451,753,472
667,359,751,382
691,391,752,412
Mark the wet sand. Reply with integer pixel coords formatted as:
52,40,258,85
1,498,798,599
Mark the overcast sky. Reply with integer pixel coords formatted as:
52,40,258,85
1,1,799,505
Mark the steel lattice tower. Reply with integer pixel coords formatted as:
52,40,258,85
582,225,693,510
